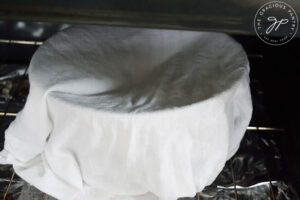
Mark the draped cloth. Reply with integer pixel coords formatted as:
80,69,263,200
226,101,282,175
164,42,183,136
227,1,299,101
0,26,252,200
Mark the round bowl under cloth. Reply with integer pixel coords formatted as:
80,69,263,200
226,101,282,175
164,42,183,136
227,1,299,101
0,26,252,200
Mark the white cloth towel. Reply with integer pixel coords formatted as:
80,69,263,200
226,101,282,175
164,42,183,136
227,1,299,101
0,26,252,200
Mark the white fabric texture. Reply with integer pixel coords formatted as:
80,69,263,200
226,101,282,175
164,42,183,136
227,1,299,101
0,26,252,200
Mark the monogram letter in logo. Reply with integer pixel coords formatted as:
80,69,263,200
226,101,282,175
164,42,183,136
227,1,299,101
266,17,289,34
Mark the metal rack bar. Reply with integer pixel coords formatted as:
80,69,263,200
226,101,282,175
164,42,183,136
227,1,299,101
267,170,276,200
230,160,238,200
2,171,15,200
247,126,284,132
247,54,264,59
256,127,277,200
0,112,17,117
0,39,43,45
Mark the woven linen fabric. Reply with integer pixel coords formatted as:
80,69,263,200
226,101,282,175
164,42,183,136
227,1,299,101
0,26,252,200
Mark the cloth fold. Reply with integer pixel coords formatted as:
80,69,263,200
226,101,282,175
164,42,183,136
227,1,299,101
0,26,252,199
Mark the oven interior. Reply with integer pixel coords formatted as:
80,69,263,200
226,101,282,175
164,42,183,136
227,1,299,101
0,15,299,200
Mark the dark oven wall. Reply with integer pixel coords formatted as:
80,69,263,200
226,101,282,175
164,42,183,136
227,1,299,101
233,34,300,193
